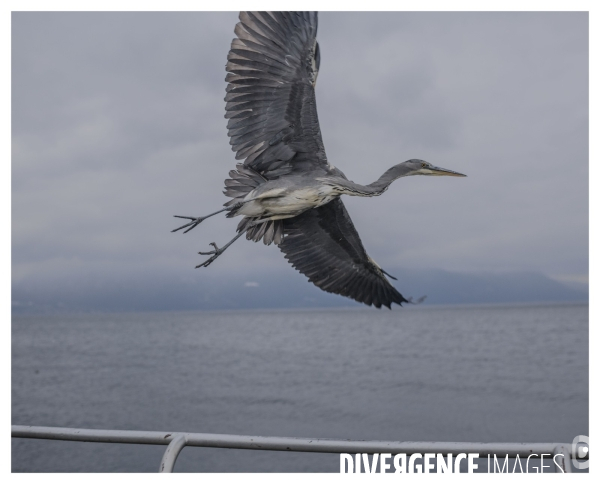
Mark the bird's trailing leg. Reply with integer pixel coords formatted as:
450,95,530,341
172,209,226,234
196,231,245,268
172,202,243,234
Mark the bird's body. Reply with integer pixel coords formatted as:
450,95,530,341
233,172,341,220
173,11,466,308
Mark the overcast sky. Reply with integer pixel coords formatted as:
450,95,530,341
12,12,588,305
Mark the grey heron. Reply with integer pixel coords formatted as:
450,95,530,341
173,11,466,309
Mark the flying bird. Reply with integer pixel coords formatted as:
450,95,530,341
173,11,465,309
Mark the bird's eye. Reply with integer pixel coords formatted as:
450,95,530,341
421,162,427,168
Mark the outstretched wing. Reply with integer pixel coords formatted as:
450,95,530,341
225,11,328,179
279,199,409,308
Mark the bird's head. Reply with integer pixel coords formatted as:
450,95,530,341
401,159,467,177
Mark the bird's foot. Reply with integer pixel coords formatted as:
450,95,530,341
196,242,223,268
172,215,206,234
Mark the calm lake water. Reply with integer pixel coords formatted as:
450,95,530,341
12,303,588,472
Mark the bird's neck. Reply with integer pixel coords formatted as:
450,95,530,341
339,164,413,196
323,164,413,197
368,164,414,192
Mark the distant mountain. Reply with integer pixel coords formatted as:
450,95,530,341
12,267,588,313
384,268,588,306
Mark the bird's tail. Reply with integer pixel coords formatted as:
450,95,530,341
224,164,283,245
223,163,266,215
237,217,283,246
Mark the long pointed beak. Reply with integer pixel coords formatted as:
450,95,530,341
429,165,467,177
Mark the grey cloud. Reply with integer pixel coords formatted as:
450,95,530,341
12,12,588,308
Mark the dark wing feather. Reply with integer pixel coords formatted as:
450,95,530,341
279,199,408,308
225,11,328,179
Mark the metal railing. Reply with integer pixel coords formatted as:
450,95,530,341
11,425,581,473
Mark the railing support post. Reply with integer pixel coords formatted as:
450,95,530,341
553,444,572,473
159,434,187,473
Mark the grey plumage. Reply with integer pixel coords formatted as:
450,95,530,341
172,11,466,308
280,198,407,309
225,11,326,176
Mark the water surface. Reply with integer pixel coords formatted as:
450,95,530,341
12,303,588,472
